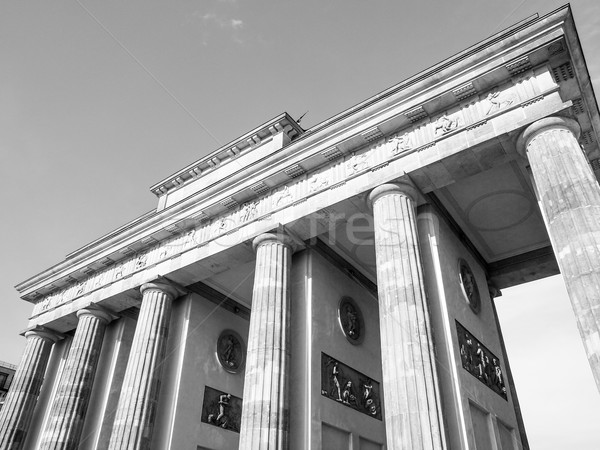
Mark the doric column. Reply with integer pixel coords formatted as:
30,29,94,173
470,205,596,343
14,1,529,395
0,327,59,450
368,183,445,450
518,116,600,391
108,281,179,450
40,306,113,450
239,233,294,450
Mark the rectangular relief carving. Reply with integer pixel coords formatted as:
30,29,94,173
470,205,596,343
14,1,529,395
321,353,382,420
201,386,243,433
456,321,507,400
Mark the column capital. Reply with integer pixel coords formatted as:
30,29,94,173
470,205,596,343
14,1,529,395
252,231,298,253
516,116,581,157
368,182,418,207
140,281,181,300
77,304,115,324
22,325,62,343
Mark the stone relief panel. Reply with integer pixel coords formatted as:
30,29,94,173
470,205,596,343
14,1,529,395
434,112,461,135
216,329,246,374
387,132,413,155
345,152,371,176
321,353,382,420
456,321,507,400
458,258,481,314
201,386,243,433
337,296,365,345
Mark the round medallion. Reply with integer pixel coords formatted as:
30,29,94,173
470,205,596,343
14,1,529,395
338,296,365,345
216,330,245,373
458,259,481,314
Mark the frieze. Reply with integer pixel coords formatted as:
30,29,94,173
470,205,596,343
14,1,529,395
201,386,242,432
456,321,507,400
30,68,556,317
321,353,382,420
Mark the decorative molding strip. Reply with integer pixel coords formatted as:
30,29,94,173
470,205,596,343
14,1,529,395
119,247,136,257
572,97,585,115
581,130,595,147
405,105,427,123
284,164,306,178
100,257,114,267
321,146,343,161
453,82,477,101
551,61,574,82
250,181,270,195
140,236,157,246
361,127,384,143
220,197,239,210
505,56,531,75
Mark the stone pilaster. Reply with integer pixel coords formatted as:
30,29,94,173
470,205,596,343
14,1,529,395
39,306,112,450
368,183,445,450
239,233,294,450
518,116,600,391
108,282,179,450
0,327,59,450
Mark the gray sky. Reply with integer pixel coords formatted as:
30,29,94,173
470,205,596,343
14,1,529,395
1,0,599,448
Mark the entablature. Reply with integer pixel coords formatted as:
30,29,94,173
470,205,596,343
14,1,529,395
17,6,599,325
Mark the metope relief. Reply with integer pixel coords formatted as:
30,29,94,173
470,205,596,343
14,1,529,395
201,386,242,432
484,89,517,115
456,321,507,400
434,113,461,135
321,353,382,420
345,152,370,175
216,329,245,373
387,132,412,155
338,296,365,345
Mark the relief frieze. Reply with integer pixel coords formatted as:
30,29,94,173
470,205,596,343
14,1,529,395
321,353,382,420
31,67,554,317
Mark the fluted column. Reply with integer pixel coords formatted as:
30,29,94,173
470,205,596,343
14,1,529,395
40,306,112,450
0,327,59,450
108,282,179,450
239,233,294,450
368,183,445,450
518,116,600,391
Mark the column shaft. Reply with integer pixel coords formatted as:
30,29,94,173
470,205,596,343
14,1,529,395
519,117,600,391
239,233,293,450
0,329,58,450
40,308,111,450
108,282,177,450
369,183,445,450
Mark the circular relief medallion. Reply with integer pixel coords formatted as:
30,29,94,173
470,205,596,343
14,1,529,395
338,296,365,345
458,259,481,314
216,330,245,373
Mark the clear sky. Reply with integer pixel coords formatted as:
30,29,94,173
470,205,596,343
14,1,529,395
1,0,599,448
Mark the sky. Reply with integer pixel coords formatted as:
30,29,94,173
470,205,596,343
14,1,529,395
1,0,599,448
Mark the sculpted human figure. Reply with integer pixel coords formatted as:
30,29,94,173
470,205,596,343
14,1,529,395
332,362,342,401
208,393,232,428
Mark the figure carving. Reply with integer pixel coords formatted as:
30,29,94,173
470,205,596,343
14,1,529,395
434,113,460,135
456,322,507,399
240,201,259,222
346,153,369,175
388,132,412,154
485,90,516,115
273,185,293,207
309,173,330,192
216,330,245,373
208,394,231,429
321,354,382,420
